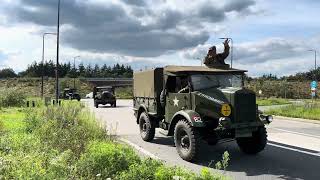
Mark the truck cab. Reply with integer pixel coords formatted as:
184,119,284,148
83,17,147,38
133,66,272,161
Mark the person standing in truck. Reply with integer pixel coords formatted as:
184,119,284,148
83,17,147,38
203,39,230,68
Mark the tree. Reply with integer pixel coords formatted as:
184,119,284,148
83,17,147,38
0,68,17,78
18,61,133,78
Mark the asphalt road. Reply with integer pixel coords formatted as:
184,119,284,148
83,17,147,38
83,99,320,180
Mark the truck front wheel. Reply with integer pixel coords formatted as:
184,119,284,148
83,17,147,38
139,112,155,142
236,126,267,154
174,120,200,162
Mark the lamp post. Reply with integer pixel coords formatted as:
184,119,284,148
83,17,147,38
308,49,317,77
308,49,318,101
195,57,203,66
219,37,233,68
55,0,61,103
41,32,56,98
73,56,80,89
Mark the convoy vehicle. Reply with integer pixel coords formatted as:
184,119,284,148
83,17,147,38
86,92,93,99
59,88,81,101
93,86,116,108
133,66,272,161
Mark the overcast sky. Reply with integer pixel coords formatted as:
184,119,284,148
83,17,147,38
0,0,319,76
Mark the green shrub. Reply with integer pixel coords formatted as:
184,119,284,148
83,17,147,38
25,103,107,156
76,141,140,179
0,88,26,107
116,158,162,180
1,103,230,179
0,120,3,133
115,87,133,99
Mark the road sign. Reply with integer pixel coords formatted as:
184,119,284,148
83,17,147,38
311,81,318,89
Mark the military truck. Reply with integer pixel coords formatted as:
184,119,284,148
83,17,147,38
59,88,81,101
133,66,272,161
93,86,117,108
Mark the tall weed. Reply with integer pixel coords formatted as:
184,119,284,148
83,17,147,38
0,88,26,107
76,141,140,179
25,102,107,156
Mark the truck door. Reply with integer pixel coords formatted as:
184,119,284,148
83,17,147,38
165,76,191,123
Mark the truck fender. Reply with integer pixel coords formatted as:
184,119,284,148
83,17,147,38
136,104,148,124
168,110,205,136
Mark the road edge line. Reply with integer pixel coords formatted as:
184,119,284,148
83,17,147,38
274,116,320,125
270,127,320,139
119,138,162,161
268,142,320,157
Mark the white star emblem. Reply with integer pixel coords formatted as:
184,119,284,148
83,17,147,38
173,96,179,107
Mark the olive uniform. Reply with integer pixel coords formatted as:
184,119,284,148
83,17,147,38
203,43,230,69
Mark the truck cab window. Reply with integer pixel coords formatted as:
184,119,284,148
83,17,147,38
166,76,176,93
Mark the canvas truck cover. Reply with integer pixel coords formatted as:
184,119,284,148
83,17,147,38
133,68,164,98
164,65,247,75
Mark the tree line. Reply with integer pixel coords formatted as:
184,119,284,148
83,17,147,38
246,67,320,82
1,62,319,81
0,61,133,78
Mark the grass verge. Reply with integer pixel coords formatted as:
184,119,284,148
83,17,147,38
257,98,291,106
266,103,320,120
0,102,229,179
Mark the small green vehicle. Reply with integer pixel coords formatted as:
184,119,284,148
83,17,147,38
93,86,117,108
133,66,272,161
59,88,81,101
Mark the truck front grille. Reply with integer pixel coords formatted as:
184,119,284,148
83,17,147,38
234,91,256,123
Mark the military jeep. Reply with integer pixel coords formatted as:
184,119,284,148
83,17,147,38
133,66,272,161
59,88,81,101
93,86,117,108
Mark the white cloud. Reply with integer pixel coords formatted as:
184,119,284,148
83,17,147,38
180,37,319,76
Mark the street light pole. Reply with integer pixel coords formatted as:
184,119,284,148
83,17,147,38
55,0,61,103
219,37,233,68
41,32,56,98
308,49,317,80
73,56,80,89
196,57,202,66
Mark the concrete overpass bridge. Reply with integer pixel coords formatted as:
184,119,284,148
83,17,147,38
80,78,133,87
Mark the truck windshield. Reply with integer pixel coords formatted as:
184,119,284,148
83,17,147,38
191,74,243,90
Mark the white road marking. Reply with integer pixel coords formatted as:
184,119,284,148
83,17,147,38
119,138,162,161
268,142,320,157
270,127,320,139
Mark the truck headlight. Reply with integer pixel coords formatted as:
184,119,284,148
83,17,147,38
267,115,273,123
219,117,230,125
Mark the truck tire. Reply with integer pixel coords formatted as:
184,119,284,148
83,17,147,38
236,126,267,154
174,120,200,162
139,112,155,142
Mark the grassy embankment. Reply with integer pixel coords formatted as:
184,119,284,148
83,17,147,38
0,89,229,179
256,98,292,106
266,102,320,121
0,78,132,99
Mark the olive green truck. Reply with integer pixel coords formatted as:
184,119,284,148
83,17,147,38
133,66,272,161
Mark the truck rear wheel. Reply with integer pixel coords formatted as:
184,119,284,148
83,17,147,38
236,126,267,154
174,120,200,162
139,112,155,142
